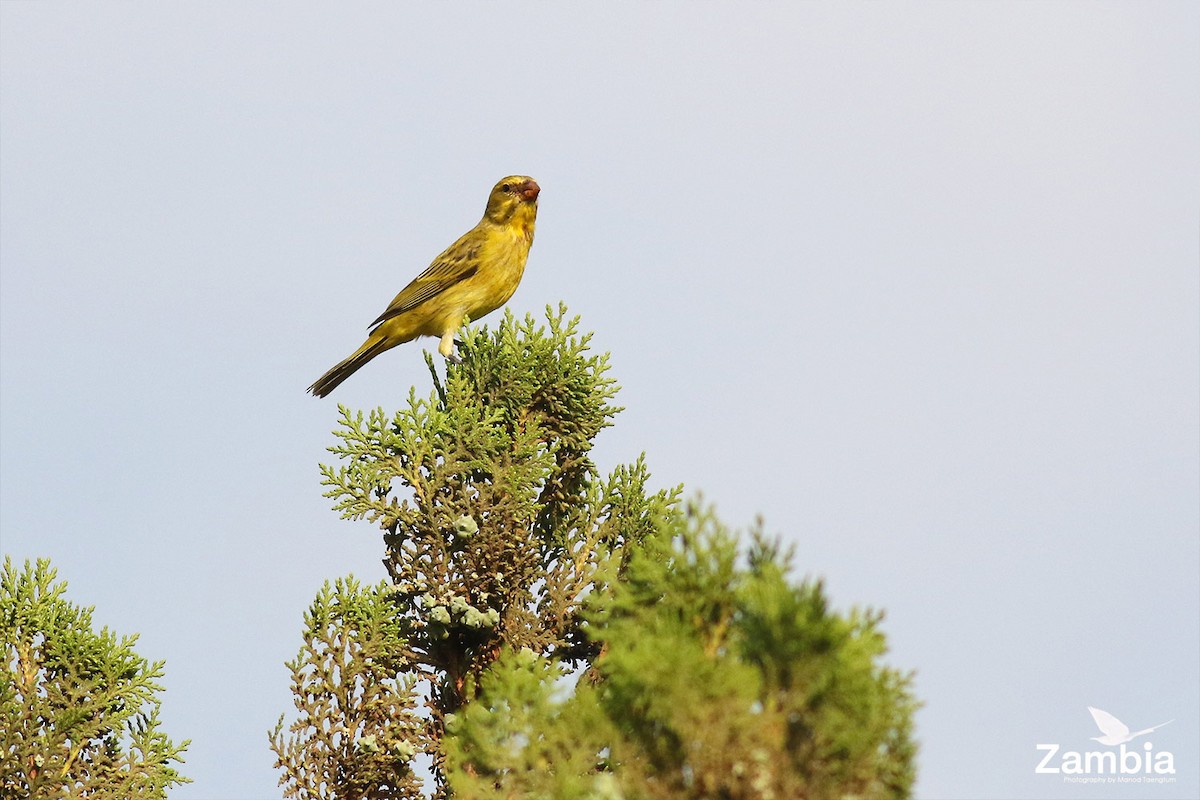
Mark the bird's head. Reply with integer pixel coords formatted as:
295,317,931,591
484,176,540,229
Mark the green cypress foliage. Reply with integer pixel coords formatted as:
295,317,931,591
0,557,190,798
274,305,917,799
269,577,423,799
446,509,917,799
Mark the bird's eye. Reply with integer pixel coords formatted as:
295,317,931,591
501,183,511,192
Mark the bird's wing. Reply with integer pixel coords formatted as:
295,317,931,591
370,232,481,329
1088,707,1130,738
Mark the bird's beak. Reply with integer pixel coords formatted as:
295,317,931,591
520,180,540,201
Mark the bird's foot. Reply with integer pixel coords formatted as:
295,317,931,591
440,338,466,365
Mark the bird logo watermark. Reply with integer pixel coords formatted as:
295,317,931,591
1035,707,1177,785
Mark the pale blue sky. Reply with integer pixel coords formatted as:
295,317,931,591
2,3,1197,798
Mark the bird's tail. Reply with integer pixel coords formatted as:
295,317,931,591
308,335,392,398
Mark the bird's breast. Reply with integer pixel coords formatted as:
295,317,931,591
457,227,530,316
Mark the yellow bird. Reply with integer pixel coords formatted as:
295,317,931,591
308,176,540,397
